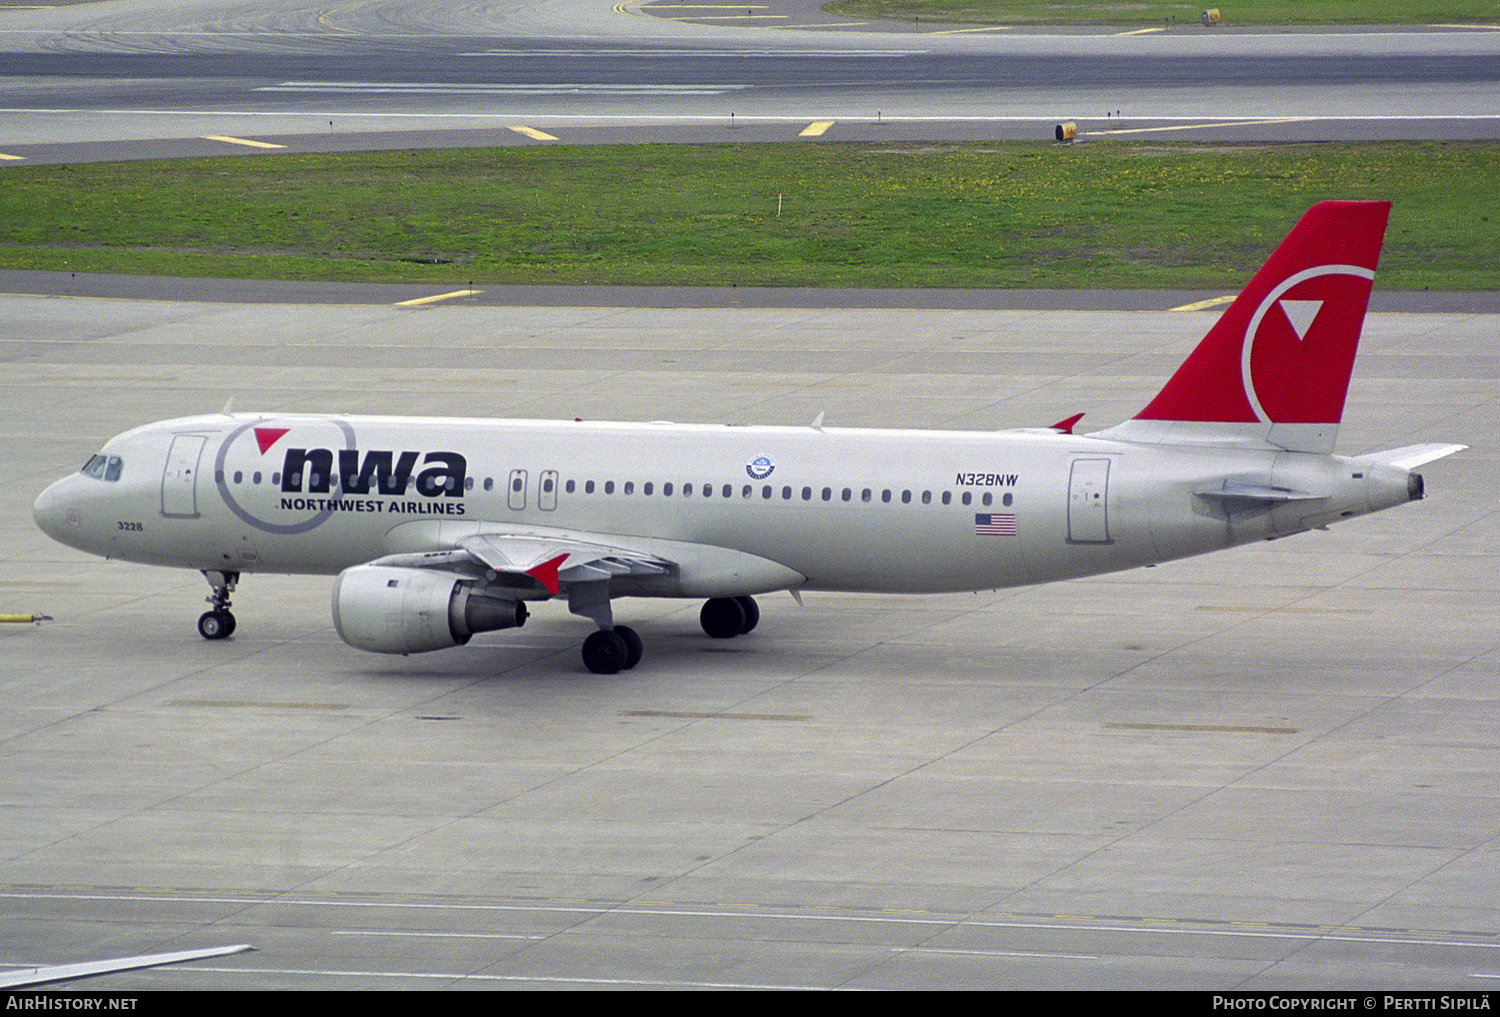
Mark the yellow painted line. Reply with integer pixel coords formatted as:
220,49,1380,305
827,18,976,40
923,26,1013,35
660,14,786,18
799,120,835,137
1115,27,1164,36
1090,117,1313,137
1170,295,1234,311
507,125,558,141
201,135,285,150
395,290,481,308
0,153,24,161
317,2,364,34
642,4,770,6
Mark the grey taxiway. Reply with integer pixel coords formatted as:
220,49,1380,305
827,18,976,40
2,281,1496,990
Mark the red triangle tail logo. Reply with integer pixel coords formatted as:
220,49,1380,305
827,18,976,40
253,427,290,455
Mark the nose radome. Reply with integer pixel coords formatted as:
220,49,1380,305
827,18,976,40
33,481,61,539
33,477,78,545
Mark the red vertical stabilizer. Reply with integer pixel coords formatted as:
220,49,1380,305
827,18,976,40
1102,201,1390,454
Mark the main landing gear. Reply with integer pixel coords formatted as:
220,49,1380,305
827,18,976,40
700,596,760,639
197,570,238,640
580,625,643,675
577,595,761,675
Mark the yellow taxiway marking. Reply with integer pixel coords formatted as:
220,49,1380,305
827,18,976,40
201,135,286,150
1170,295,1235,311
1115,27,1164,36
0,153,24,161
508,125,558,141
923,25,1013,35
316,2,365,34
395,290,482,307
800,120,835,137
1090,117,1313,137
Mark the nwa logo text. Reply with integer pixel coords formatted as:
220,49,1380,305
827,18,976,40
280,448,467,498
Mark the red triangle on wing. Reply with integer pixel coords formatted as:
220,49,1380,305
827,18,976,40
524,554,570,595
253,427,290,455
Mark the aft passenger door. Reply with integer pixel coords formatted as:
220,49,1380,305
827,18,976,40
1067,457,1112,544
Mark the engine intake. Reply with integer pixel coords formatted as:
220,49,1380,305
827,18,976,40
331,564,527,655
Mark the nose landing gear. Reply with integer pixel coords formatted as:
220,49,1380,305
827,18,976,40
198,570,239,640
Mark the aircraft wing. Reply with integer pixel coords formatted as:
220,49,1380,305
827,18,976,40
367,533,675,594
456,532,675,594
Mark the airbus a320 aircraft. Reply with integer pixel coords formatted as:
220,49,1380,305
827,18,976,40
34,201,1464,674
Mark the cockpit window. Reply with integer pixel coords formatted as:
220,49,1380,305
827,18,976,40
81,454,124,481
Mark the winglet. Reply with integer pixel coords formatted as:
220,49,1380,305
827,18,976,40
524,554,569,595
1049,412,1085,434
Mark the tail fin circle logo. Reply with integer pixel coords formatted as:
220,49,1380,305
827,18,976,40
1241,263,1375,425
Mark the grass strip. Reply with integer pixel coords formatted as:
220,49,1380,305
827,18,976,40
1,141,1495,290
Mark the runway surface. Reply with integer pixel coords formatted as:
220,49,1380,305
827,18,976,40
2,286,1496,990
0,0,1498,164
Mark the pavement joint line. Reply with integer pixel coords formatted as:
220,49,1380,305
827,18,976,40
4,886,1498,945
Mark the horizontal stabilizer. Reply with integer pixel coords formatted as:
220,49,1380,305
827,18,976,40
1194,479,1326,504
1361,443,1468,470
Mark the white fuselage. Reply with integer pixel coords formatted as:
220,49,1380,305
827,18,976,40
34,413,1414,599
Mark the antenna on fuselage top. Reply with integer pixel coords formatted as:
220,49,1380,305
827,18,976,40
221,397,235,416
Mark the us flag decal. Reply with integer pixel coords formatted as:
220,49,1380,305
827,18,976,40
974,513,1016,535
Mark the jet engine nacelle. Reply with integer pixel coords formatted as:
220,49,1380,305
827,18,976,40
331,564,527,655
